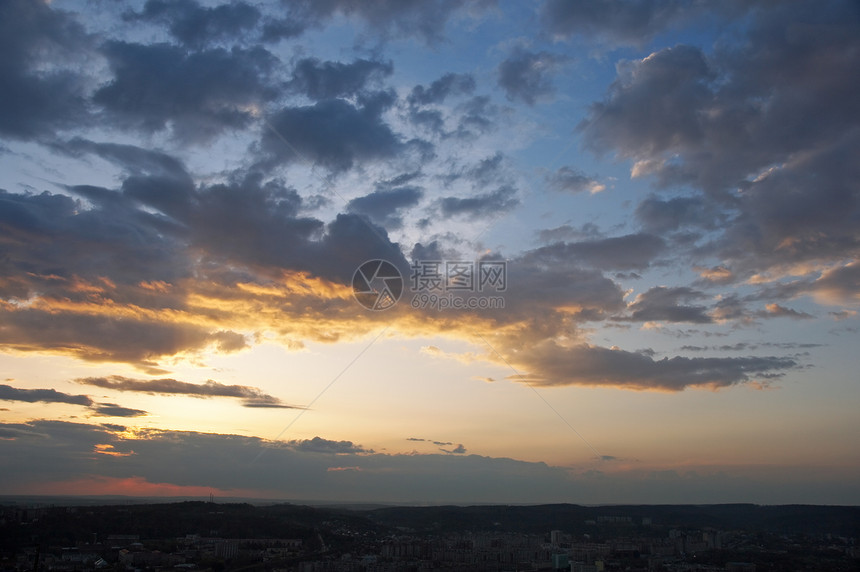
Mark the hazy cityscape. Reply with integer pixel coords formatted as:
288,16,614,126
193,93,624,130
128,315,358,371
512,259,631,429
2,500,858,572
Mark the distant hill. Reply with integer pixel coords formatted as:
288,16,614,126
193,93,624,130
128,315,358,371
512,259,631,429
366,503,860,536
2,500,858,543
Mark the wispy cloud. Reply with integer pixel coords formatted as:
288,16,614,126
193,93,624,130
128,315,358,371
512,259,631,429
75,376,299,409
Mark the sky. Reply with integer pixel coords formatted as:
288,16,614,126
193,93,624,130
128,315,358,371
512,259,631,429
0,0,859,505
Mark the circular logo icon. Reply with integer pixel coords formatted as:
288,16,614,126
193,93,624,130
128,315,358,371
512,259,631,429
352,259,403,311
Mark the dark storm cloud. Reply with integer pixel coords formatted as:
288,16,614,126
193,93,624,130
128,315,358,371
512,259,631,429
347,187,423,230
2,152,389,367
510,340,797,391
89,403,148,418
580,1,860,276
618,286,712,323
190,172,319,267
192,172,409,282
439,186,518,219
497,48,567,105
287,436,372,455
62,148,404,282
408,73,476,106
546,167,603,194
0,0,90,139
528,234,666,271
130,0,261,48
94,41,276,142
288,58,393,100
75,376,298,409
260,97,402,172
0,186,189,288
581,44,713,166
0,384,92,407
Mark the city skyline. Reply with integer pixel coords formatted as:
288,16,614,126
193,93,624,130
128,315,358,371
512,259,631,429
0,0,858,505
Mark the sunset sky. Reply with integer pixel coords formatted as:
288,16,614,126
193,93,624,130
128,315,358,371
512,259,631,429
1,0,859,505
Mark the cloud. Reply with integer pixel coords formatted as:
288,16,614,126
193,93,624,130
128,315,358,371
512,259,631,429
635,195,720,233
441,153,508,188
3,421,854,504
760,304,814,320
539,0,735,46
0,301,248,369
75,376,298,409
497,48,567,105
286,436,373,455
829,310,857,321
0,384,93,406
527,234,666,271
536,223,602,244
0,0,90,140
439,186,518,219
404,73,480,136
681,342,823,353
408,73,476,106
130,0,261,48
498,253,626,319
347,186,423,230
261,0,494,44
580,2,860,279
503,340,797,391
581,44,713,166
694,265,735,285
287,57,393,100
811,262,860,305
546,167,605,194
443,444,467,454
89,403,149,418
451,95,502,139
94,41,276,142
618,286,713,324
260,97,403,172
407,437,467,455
